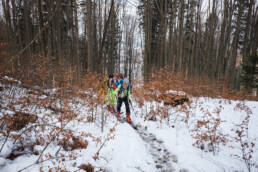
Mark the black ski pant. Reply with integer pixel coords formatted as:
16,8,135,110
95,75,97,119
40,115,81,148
117,97,130,114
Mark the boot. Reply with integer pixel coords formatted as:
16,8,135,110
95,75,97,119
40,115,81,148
126,112,132,123
107,105,112,112
111,106,116,113
116,112,121,121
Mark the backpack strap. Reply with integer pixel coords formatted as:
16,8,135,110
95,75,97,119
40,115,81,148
118,86,124,96
117,86,131,98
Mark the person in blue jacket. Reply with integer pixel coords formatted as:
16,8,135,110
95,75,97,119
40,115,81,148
115,72,124,87
115,78,132,123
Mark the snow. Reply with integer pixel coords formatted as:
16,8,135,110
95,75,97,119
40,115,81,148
140,98,258,172
2,76,21,85
1,79,258,172
101,124,155,172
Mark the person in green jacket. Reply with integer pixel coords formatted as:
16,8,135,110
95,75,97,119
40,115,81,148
106,73,116,112
115,78,132,123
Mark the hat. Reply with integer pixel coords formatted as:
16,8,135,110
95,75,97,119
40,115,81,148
109,73,114,78
117,72,123,79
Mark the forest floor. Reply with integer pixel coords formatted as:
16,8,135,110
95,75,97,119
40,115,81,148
0,76,258,172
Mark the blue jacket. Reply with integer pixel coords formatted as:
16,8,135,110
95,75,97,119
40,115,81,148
116,79,124,87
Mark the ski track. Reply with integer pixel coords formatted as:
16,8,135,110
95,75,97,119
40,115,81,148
130,123,178,172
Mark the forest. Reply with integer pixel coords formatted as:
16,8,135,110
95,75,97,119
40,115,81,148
0,0,257,92
0,0,258,172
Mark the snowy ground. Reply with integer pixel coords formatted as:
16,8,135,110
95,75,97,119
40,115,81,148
0,78,258,172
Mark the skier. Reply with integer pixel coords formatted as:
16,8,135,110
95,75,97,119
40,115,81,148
115,72,124,87
106,73,116,112
115,78,132,123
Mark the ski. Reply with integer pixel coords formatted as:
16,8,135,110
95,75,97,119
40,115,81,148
128,121,138,130
111,111,137,130
121,117,138,130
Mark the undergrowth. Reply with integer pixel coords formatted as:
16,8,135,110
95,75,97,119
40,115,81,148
1,59,257,171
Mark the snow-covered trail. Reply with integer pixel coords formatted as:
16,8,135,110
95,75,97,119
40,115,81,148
103,119,180,172
102,123,155,172
135,124,179,172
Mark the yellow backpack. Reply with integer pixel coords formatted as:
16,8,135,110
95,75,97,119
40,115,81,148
97,76,109,102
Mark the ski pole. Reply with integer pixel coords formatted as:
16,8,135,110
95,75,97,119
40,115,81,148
129,100,136,117
130,102,134,112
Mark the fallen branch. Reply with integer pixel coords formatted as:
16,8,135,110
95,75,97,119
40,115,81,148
0,131,10,154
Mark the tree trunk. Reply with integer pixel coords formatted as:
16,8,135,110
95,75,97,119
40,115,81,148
87,0,94,71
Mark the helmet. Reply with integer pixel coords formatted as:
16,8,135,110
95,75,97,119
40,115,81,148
109,73,114,78
123,78,129,85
